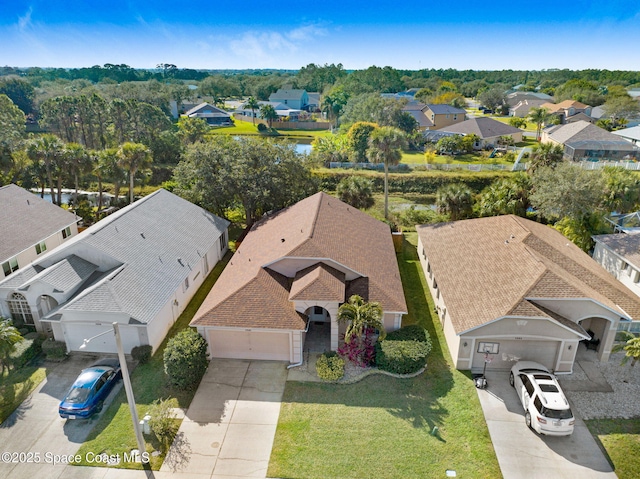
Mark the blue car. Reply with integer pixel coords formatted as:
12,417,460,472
59,359,122,419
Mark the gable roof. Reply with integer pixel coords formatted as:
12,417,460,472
0,184,78,262
439,117,522,138
612,125,640,142
545,121,638,150
2,189,229,325
269,89,307,101
425,104,466,115
541,100,590,113
192,192,407,330
417,215,640,334
184,102,231,118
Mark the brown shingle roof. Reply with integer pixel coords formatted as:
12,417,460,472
417,215,640,334
289,263,345,301
439,117,522,139
192,192,407,329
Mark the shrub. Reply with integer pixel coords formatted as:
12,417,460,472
316,351,345,381
257,123,268,132
41,339,67,361
386,324,430,343
163,329,208,390
9,332,44,368
147,398,179,453
131,344,153,364
375,340,430,375
337,328,377,367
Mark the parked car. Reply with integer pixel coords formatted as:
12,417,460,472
509,361,575,436
59,359,122,419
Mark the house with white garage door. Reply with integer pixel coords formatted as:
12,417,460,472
416,215,640,374
191,192,407,364
0,189,229,354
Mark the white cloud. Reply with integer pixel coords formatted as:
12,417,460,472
18,7,33,32
287,24,327,41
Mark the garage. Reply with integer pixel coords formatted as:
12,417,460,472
471,339,560,372
208,329,291,361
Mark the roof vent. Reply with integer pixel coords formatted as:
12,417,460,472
510,235,515,239
27,199,30,205
178,258,184,266
505,240,509,244
281,238,285,242
140,232,145,239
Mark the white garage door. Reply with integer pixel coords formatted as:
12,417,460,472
472,340,560,371
208,329,291,361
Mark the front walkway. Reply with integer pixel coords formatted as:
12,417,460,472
161,359,287,478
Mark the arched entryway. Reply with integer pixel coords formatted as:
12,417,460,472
578,316,613,361
304,306,331,352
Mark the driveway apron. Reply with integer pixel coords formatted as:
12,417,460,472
476,370,617,479
161,359,287,478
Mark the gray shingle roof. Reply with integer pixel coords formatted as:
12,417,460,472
0,184,78,262
426,104,466,115
439,117,522,138
545,121,638,151
21,255,98,293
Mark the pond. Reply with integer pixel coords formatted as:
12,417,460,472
295,144,313,155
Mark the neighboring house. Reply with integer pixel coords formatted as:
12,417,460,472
0,189,229,354
505,91,553,107
402,102,434,130
191,192,407,363
612,125,640,145
422,104,466,130
592,233,640,333
268,89,309,110
564,112,596,124
542,120,639,161
236,101,307,121
416,215,640,373
508,99,548,118
438,117,523,148
306,92,321,111
540,100,592,124
1,184,79,280
183,102,233,126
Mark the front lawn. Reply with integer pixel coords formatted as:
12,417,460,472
586,418,640,479
207,118,332,140
402,151,514,166
74,250,232,470
0,366,47,424
268,233,501,479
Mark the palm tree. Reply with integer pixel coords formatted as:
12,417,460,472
117,142,152,204
336,295,384,344
528,107,551,142
64,143,91,205
0,318,23,375
367,126,407,219
259,104,278,128
436,183,474,221
528,142,564,174
26,134,66,205
246,97,260,125
612,331,640,383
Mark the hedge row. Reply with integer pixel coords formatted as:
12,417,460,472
314,169,510,195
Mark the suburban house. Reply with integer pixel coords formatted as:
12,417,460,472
423,104,467,130
508,99,548,118
438,117,523,148
306,92,321,112
612,125,640,145
0,189,229,354
1,184,79,280
416,215,640,373
540,100,592,124
505,91,553,108
403,102,434,130
183,102,233,126
268,88,309,110
191,192,407,363
541,120,639,161
235,100,307,121
592,233,640,334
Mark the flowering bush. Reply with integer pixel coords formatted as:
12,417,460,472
337,327,377,367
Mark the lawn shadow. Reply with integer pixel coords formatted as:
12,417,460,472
0,389,33,427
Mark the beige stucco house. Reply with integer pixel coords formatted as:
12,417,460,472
192,192,407,363
1,184,79,280
417,215,640,374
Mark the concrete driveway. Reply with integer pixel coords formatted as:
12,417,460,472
0,354,122,479
476,370,617,479
161,359,287,478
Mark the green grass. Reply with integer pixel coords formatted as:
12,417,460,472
74,250,232,470
402,151,513,166
0,366,47,423
586,418,640,479
207,118,332,140
268,233,501,479
490,116,537,132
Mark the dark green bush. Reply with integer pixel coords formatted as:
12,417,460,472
257,123,268,132
375,340,430,375
131,344,153,364
41,339,67,361
386,324,430,343
316,351,345,381
163,329,208,390
9,332,45,368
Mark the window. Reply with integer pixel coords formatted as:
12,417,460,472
2,257,19,277
453,114,458,120
522,376,535,397
219,231,227,252
183,276,190,292
203,254,209,274
8,292,34,325
314,306,324,315
35,241,47,255
62,226,72,239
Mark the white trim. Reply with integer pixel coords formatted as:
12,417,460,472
262,256,365,279
525,296,630,320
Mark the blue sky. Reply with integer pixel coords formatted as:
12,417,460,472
2,1,640,70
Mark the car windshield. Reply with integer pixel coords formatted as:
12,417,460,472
541,406,573,419
539,384,559,393
533,374,553,381
65,386,91,404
